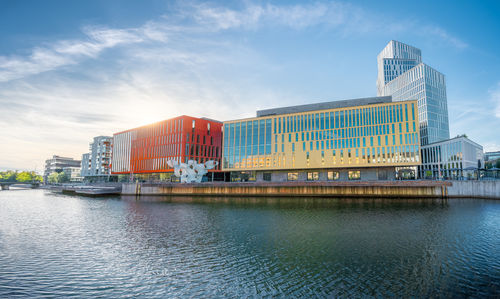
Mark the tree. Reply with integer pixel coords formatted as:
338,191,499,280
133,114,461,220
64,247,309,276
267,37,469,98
16,171,33,182
32,174,43,182
48,172,59,184
0,170,17,182
496,159,500,169
57,172,69,183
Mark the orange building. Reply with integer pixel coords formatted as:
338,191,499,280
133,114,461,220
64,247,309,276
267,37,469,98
111,115,223,176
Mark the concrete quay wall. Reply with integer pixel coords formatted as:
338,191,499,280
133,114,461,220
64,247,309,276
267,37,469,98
122,181,451,198
448,180,500,199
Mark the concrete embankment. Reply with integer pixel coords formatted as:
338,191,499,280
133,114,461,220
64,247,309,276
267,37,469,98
122,181,453,198
447,180,500,199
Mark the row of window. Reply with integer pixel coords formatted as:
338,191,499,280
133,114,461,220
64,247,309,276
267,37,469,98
281,122,417,142
228,145,420,169
185,144,220,158
286,171,360,181
271,103,415,135
135,117,185,139
281,132,419,153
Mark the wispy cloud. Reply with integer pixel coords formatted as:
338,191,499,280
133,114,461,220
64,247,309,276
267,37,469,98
188,2,467,47
420,25,468,49
0,1,475,170
190,2,341,30
491,82,500,118
0,1,468,84
0,23,169,82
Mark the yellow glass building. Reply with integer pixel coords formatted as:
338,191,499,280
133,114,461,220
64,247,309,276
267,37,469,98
222,97,421,181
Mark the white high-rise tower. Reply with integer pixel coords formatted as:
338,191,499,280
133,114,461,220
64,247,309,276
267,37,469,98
377,40,449,145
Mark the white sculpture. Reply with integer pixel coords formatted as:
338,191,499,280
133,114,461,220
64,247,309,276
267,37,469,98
167,159,219,183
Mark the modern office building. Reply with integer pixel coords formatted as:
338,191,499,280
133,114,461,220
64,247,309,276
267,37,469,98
419,135,483,179
43,155,81,183
484,151,500,162
222,97,421,181
63,167,83,182
377,40,450,145
111,115,223,179
81,136,112,181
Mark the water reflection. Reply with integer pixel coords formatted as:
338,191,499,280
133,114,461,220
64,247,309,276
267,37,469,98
123,195,450,209
0,190,498,297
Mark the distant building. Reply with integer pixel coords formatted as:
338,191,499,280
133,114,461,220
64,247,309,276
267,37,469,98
484,151,500,162
63,167,83,182
111,116,223,180
44,155,81,183
419,136,483,179
81,136,112,181
223,97,421,181
377,40,450,145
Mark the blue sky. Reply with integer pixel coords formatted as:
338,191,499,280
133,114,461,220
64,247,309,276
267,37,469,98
1,0,499,171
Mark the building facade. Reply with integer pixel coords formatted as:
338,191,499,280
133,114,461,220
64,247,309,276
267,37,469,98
222,97,421,181
111,115,223,178
484,151,500,162
419,136,483,179
63,167,83,182
43,155,81,183
377,40,450,145
81,136,112,181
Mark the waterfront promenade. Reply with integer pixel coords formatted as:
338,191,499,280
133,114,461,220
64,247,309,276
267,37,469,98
121,180,500,199
49,180,500,199
122,180,453,198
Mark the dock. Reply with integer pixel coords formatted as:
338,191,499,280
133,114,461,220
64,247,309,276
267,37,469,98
50,185,122,197
122,181,453,198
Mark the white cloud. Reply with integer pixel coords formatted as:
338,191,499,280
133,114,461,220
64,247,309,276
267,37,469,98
191,2,335,30
0,24,167,82
0,1,468,83
0,1,474,170
491,82,500,118
421,25,468,49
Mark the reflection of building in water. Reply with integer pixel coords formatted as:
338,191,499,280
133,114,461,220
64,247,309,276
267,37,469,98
419,136,483,179
222,96,421,181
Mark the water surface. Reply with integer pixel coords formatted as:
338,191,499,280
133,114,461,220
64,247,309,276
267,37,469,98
0,189,499,297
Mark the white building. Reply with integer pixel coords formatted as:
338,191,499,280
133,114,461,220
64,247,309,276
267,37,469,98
63,167,83,182
419,136,483,179
43,155,81,183
81,136,112,181
377,40,450,145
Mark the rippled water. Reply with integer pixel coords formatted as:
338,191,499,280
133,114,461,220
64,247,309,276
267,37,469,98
0,189,499,297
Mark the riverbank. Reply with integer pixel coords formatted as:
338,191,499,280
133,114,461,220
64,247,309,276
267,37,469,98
47,180,500,199
122,180,453,199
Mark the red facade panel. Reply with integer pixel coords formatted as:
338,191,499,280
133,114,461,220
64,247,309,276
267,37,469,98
112,115,222,174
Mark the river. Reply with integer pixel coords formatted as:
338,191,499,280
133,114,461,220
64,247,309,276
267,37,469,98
0,189,499,297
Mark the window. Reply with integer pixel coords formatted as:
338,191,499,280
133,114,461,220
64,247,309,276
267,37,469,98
327,171,339,180
263,172,272,181
348,170,361,180
307,172,319,181
287,172,298,181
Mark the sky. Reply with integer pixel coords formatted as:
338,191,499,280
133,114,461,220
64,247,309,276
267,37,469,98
1,0,500,171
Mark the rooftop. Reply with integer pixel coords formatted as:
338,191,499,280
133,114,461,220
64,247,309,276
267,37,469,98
256,96,392,117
